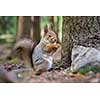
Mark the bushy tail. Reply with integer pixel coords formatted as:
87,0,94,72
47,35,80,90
12,38,38,69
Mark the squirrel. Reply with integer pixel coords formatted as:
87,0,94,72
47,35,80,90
12,25,60,75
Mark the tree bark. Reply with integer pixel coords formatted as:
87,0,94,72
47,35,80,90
16,16,31,40
61,16,100,68
61,17,73,67
66,16,100,49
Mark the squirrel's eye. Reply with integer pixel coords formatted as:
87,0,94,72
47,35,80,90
49,35,51,37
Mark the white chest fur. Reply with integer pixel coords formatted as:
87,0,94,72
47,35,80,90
43,55,53,70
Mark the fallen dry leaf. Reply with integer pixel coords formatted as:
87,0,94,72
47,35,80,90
68,72,85,79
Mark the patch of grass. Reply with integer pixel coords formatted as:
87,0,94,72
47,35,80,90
65,65,100,75
74,65,100,74
0,55,19,65
7,58,18,64
65,67,74,75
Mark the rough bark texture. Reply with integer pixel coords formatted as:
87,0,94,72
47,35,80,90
61,17,73,67
62,16,100,68
33,16,41,42
67,16,100,49
16,16,32,40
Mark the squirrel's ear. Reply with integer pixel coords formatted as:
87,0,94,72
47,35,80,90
44,25,48,34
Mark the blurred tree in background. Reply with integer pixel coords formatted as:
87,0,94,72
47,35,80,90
33,16,41,42
16,16,31,40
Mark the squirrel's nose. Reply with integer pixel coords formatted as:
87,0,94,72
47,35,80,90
50,37,56,43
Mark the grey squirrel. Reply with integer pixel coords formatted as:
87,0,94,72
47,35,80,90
13,25,60,75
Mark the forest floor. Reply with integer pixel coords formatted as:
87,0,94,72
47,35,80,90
0,44,100,83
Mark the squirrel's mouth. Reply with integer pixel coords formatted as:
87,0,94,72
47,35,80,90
43,38,56,45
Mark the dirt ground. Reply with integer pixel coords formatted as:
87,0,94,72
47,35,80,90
0,44,100,83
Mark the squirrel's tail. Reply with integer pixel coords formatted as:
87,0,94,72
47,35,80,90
12,38,39,69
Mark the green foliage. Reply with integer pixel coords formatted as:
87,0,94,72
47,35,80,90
0,16,16,35
74,66,100,74
65,65,100,75
40,16,49,29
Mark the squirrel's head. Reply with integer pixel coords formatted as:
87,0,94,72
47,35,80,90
42,25,57,44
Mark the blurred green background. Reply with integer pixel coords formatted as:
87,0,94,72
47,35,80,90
0,16,62,45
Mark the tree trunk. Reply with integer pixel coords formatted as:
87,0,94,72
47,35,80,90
67,16,100,49
33,16,41,42
16,16,31,40
61,16,100,68
61,17,73,67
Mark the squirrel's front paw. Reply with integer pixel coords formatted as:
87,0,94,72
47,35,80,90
45,43,60,53
54,43,60,49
